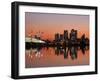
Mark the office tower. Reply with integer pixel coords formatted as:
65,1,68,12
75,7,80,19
64,30,68,41
70,29,77,41
60,34,64,41
55,33,60,42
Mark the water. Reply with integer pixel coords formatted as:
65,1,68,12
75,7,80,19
25,46,89,68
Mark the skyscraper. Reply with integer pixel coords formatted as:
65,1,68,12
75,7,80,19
64,30,68,41
59,34,64,41
55,33,60,42
70,29,77,43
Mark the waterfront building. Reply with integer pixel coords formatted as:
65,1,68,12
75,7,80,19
64,30,68,41
70,29,77,44
55,33,60,42
59,34,64,41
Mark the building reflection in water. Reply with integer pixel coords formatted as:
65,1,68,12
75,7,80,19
55,46,77,60
26,47,43,58
70,46,77,60
26,45,89,60
54,45,89,60
55,46,68,59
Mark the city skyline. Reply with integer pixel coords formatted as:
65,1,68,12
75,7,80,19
25,12,90,68
25,12,89,41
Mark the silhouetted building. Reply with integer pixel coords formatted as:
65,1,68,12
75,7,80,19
59,34,64,41
55,33,60,42
70,29,77,44
34,35,40,40
64,30,68,41
80,34,86,46
85,38,89,45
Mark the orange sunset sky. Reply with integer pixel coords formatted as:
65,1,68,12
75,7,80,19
25,12,89,41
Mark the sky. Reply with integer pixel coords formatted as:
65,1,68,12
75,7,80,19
25,12,89,41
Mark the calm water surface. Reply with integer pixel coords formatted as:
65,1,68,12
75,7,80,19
25,46,89,68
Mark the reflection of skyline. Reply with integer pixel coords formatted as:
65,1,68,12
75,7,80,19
25,12,89,41
25,45,89,68
26,45,89,60
55,45,89,60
